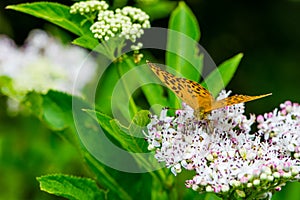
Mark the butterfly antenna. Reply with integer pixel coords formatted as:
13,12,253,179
164,106,180,111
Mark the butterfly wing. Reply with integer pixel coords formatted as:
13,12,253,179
207,93,272,112
147,61,214,111
184,79,215,111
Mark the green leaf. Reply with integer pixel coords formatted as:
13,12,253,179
235,190,246,198
138,1,177,20
272,182,300,200
21,91,149,200
124,58,169,115
166,1,203,109
168,1,200,41
83,153,132,200
79,109,156,199
85,109,159,172
24,90,74,130
166,1,202,79
6,2,92,36
202,53,243,97
24,91,134,200
203,193,222,200
22,92,43,117
96,61,133,119
128,110,150,152
0,76,12,88
0,76,16,97
73,35,125,60
37,174,106,200
96,58,156,123
128,110,150,136
87,109,147,153
22,90,90,147
96,62,119,117
72,35,100,51
85,152,156,200
112,110,150,153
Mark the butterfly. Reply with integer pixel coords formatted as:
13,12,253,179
146,60,271,118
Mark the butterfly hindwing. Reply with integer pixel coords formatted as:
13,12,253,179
208,94,272,112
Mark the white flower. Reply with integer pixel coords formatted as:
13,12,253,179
70,1,150,55
257,100,300,156
146,91,300,199
131,42,143,51
90,6,150,50
70,0,109,15
0,30,97,112
91,6,150,43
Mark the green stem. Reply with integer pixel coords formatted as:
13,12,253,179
116,58,168,182
101,39,116,60
84,153,133,200
116,40,126,58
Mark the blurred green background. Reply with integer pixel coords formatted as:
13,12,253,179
1,0,300,199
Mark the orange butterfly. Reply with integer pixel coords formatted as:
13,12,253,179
147,61,271,118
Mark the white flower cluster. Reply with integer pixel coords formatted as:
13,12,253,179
70,0,150,52
70,0,109,15
257,101,300,158
145,91,300,199
90,6,150,43
0,30,97,112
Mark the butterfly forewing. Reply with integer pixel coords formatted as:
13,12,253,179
147,61,214,111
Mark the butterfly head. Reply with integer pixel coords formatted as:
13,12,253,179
194,107,208,120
